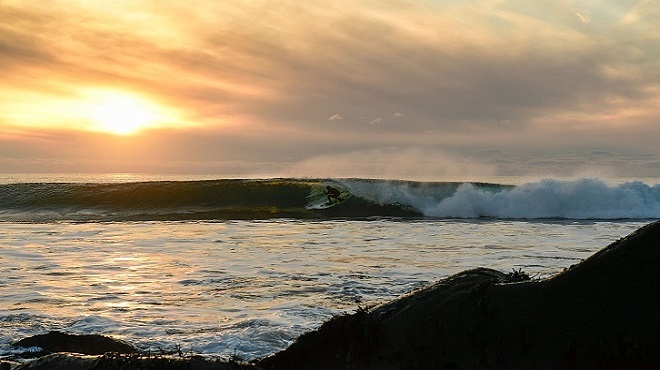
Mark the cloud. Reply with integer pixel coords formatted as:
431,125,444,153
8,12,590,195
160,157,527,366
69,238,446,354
575,12,591,24
1,0,659,177
4,1,658,133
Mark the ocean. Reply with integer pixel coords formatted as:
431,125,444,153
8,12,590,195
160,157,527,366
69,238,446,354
0,174,658,361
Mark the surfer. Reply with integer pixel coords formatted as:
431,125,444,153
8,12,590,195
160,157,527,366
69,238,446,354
324,186,341,204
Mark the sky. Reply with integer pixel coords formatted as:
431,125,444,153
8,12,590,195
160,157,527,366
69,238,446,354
1,0,659,180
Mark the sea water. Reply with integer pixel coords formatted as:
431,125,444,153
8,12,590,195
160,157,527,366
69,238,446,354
0,174,658,361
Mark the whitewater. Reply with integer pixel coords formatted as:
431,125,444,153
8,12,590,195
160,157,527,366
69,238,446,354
0,175,658,361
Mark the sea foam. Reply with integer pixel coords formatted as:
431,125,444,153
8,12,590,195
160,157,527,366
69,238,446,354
418,178,660,219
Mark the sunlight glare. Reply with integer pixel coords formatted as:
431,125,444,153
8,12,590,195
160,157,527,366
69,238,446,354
85,90,171,135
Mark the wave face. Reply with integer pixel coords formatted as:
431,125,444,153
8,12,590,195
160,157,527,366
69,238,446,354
0,178,658,221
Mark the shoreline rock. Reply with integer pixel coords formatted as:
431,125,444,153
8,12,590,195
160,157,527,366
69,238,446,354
11,353,254,370
259,220,660,369
13,331,136,357
9,332,253,370
9,220,660,369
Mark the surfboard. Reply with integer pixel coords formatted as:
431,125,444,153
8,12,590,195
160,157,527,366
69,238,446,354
305,185,351,210
307,197,344,210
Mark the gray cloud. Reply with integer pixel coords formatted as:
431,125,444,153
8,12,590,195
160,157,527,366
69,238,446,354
1,1,659,178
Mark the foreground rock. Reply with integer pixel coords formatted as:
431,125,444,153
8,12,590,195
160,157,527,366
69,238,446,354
9,221,660,369
10,332,252,370
259,220,660,369
13,353,254,370
13,331,135,357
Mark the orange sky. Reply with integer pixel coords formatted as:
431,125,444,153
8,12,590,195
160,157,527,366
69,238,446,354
1,1,659,178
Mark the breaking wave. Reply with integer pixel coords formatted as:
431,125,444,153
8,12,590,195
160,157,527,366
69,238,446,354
0,178,658,221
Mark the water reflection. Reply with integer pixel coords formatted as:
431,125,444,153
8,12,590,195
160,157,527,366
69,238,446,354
0,219,646,359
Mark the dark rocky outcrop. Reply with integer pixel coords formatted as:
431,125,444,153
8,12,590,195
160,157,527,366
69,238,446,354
13,331,136,356
13,353,254,370
259,220,660,369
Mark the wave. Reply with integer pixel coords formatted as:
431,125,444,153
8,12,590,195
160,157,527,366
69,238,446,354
0,178,658,221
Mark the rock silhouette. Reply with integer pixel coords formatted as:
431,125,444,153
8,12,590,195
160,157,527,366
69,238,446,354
13,331,135,356
258,220,660,369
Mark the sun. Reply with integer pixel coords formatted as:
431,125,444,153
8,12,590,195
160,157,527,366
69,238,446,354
85,90,169,135
91,97,156,135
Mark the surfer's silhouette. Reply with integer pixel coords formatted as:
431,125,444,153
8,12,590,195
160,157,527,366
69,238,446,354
324,186,341,204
